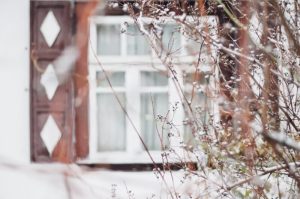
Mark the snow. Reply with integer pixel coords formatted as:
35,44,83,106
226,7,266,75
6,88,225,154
0,158,299,198
0,162,189,199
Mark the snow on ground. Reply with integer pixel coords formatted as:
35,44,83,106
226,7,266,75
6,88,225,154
1,160,297,198
0,161,196,199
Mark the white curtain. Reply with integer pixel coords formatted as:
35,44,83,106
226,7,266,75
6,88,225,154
97,24,120,55
97,93,126,151
96,72,125,87
141,93,169,150
162,24,181,54
141,71,168,86
127,25,150,55
140,72,169,150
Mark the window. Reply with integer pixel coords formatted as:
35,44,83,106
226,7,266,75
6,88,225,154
88,16,218,163
89,66,171,163
89,16,205,63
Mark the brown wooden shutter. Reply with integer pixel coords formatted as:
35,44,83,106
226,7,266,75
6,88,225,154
30,1,74,163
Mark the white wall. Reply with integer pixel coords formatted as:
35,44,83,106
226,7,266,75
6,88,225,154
0,0,30,163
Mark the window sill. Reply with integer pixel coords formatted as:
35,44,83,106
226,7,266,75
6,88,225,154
77,150,199,165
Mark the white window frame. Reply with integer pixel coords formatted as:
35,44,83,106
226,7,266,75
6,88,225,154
85,15,219,164
89,65,174,164
89,16,214,65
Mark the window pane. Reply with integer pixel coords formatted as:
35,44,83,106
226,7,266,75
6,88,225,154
162,24,181,54
97,24,120,55
97,93,126,151
183,92,208,147
96,72,125,87
183,72,208,122
183,125,197,147
127,25,150,55
141,71,168,86
186,92,208,123
141,93,169,150
183,72,209,147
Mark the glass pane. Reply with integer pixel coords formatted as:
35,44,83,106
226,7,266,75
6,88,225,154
183,72,209,147
183,91,208,147
187,92,208,122
97,93,126,151
127,25,150,55
96,72,125,87
184,72,208,122
141,71,168,86
141,93,169,150
162,24,181,54
97,24,121,55
183,125,197,147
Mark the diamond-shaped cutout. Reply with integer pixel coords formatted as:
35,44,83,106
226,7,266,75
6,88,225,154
41,63,59,100
40,10,61,47
40,115,62,155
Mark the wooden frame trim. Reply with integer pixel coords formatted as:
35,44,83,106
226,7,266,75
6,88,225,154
74,1,98,159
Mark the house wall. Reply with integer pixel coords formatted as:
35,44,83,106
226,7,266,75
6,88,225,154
0,0,30,163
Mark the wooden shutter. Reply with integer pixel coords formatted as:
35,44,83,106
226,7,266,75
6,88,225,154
30,1,74,163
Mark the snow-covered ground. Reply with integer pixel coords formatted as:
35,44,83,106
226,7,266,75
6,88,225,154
1,160,299,198
0,161,191,199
